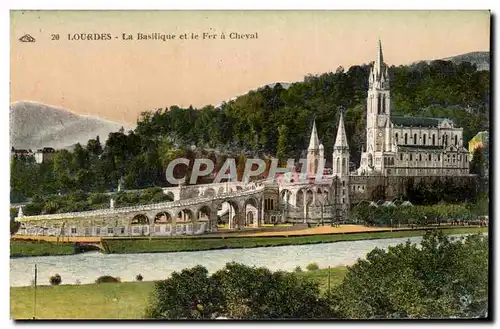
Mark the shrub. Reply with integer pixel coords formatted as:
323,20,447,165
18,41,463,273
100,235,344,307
294,266,302,273
136,274,143,281
49,274,62,285
95,275,121,284
306,263,319,271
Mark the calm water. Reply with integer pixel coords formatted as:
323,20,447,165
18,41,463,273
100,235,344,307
10,234,478,287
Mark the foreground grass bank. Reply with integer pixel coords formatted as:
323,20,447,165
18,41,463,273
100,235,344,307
10,267,347,319
102,227,487,254
10,226,487,257
10,240,76,258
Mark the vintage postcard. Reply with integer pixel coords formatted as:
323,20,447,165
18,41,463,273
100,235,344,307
10,10,490,320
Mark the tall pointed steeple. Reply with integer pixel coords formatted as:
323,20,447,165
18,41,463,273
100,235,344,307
308,120,320,150
375,38,384,77
334,111,349,151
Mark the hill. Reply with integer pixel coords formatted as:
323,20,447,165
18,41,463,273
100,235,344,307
414,51,489,71
10,101,134,150
441,51,489,71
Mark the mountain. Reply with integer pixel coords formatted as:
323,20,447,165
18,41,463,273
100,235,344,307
10,101,134,150
441,52,489,71
415,51,489,71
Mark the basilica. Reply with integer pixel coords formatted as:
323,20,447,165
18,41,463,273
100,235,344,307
296,40,472,220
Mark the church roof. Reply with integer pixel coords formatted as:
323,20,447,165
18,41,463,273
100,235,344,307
391,115,453,128
334,111,349,150
308,120,320,150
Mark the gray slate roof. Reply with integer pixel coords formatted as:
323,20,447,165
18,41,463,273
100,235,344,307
391,115,453,128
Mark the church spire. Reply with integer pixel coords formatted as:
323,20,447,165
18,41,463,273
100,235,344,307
376,39,384,76
334,110,349,151
308,120,320,150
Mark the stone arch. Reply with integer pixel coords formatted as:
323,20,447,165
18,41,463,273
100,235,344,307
220,200,241,229
176,209,195,223
279,189,292,205
296,189,305,209
305,189,314,206
196,205,212,221
154,211,172,223
130,214,150,236
315,188,324,206
165,191,175,201
246,212,254,226
131,214,150,225
204,188,216,198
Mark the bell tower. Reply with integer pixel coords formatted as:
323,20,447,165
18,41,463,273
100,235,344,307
366,39,391,156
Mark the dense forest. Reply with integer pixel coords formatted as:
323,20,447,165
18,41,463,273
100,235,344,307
10,60,490,203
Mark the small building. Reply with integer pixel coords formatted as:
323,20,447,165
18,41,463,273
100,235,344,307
34,147,56,164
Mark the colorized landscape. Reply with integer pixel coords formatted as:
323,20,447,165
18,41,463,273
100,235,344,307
10,10,490,320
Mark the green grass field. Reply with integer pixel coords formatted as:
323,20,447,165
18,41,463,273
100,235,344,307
10,267,347,319
102,227,487,254
10,240,75,258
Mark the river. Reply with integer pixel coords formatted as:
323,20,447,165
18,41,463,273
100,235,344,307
10,234,478,287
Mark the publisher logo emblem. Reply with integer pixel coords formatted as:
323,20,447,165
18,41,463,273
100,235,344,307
19,34,36,42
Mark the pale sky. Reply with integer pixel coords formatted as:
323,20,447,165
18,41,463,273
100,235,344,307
10,10,490,124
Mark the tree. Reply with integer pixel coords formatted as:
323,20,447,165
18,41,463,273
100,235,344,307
276,124,289,160
144,262,332,320
144,265,224,319
330,231,488,319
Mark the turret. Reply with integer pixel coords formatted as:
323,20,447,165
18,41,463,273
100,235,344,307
308,120,319,151
306,120,321,177
333,111,350,176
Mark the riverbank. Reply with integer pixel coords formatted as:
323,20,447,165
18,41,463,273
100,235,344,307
10,266,348,319
101,227,487,254
10,226,487,257
10,240,76,258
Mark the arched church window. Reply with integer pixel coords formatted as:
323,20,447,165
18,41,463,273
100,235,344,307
432,134,436,145
342,158,347,174
438,154,441,161
423,134,426,145
368,154,373,167
395,133,398,144
382,95,386,113
336,158,340,173
454,135,458,146
413,133,417,145
404,133,408,144
429,154,432,161
400,153,403,161
377,94,381,114
419,154,422,161
410,154,413,161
